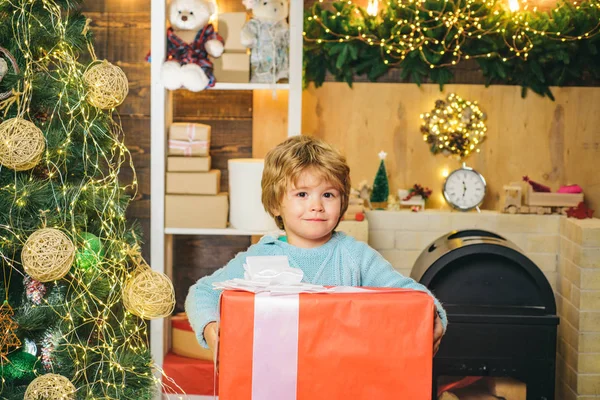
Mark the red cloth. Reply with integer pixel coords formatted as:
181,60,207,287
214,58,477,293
162,352,218,395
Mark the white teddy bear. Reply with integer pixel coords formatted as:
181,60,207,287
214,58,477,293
161,0,224,91
241,0,289,84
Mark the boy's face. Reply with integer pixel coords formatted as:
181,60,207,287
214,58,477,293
274,168,341,248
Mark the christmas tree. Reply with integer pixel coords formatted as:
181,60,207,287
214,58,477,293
0,0,174,397
370,151,390,207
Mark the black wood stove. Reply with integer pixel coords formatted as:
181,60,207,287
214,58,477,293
411,229,559,400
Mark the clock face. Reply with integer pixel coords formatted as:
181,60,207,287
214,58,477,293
443,167,486,211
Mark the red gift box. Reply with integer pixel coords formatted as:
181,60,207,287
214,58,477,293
218,288,434,400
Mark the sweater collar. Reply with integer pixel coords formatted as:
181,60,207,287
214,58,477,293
260,231,344,252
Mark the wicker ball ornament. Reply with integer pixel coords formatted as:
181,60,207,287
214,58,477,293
0,118,45,171
22,228,75,282
123,268,175,320
83,60,129,109
24,373,76,400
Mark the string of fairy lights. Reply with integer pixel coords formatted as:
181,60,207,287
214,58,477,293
303,0,600,68
420,93,487,160
1,0,163,397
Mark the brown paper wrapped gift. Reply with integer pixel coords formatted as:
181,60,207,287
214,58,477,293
213,52,250,84
171,313,214,361
168,123,211,156
218,12,247,52
166,170,221,195
167,156,211,172
165,193,228,229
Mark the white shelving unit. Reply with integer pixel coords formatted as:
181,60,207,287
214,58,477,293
211,82,290,90
149,0,303,392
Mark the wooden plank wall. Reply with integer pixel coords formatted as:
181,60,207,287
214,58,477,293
255,83,600,214
301,84,600,213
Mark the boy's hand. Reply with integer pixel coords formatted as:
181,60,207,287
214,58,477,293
433,313,444,356
204,321,218,361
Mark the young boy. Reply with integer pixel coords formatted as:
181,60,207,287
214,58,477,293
185,135,447,358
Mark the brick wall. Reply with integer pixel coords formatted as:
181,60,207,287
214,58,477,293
365,210,600,400
557,218,600,400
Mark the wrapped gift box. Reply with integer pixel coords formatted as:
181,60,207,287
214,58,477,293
167,156,211,172
168,123,211,157
213,12,250,83
165,193,228,229
166,170,221,195
218,12,247,52
213,52,250,83
171,313,214,361
218,288,434,400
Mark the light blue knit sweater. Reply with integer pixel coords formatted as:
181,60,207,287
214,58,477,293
185,232,448,348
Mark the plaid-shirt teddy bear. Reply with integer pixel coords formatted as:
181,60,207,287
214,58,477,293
161,0,224,92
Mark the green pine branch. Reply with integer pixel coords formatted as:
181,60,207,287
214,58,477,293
304,0,600,98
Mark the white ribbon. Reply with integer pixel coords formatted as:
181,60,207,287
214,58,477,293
168,123,208,156
252,293,299,400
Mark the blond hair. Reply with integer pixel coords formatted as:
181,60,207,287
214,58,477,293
262,135,351,230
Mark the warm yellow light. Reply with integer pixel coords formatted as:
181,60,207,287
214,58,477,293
441,168,450,178
210,2,219,24
367,0,379,16
508,0,520,12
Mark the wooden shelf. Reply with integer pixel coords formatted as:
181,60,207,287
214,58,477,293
210,82,289,90
164,227,283,236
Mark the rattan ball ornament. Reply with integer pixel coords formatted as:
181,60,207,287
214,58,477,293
0,118,45,171
22,228,75,282
122,267,175,320
83,60,129,109
24,373,76,400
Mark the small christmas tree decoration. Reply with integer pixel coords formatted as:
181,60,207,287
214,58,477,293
123,267,176,320
370,151,390,209
75,232,103,270
2,350,38,384
523,176,551,193
22,228,76,282
421,93,487,160
0,300,21,360
24,373,76,400
83,60,129,109
122,248,175,320
0,118,46,171
24,276,47,305
40,328,62,371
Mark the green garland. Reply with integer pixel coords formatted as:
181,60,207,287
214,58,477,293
303,0,600,99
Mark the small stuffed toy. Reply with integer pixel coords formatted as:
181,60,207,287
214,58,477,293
241,0,289,84
161,0,224,91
